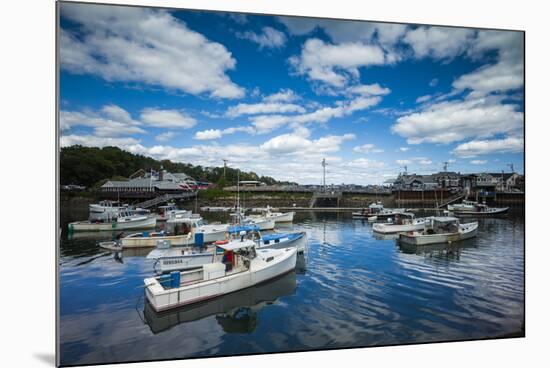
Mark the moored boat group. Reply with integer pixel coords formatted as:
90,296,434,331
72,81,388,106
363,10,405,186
67,200,302,312
66,198,507,314
364,199,508,245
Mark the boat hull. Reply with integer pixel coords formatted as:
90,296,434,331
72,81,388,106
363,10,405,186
399,222,478,245
353,209,407,218
150,232,306,273
145,248,297,312
252,219,276,230
270,212,294,223
258,232,307,253
373,220,427,234
68,217,156,232
121,234,194,248
452,207,509,215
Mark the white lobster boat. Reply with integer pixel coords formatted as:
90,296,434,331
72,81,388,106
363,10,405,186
147,224,307,273
144,240,297,312
121,217,227,248
352,202,408,219
68,211,156,232
247,217,275,230
249,206,295,223
373,213,431,234
156,204,187,221
398,217,478,245
147,242,220,273
448,200,508,215
120,231,193,248
166,210,194,223
88,200,128,218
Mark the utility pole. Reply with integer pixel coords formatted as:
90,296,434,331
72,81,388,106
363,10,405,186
322,158,327,192
222,159,228,179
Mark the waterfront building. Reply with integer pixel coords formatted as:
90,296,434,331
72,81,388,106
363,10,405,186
100,169,202,199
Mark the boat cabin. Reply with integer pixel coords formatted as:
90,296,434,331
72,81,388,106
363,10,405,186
393,212,415,225
158,204,178,216
171,216,206,235
367,202,385,214
157,240,255,290
98,200,124,208
426,217,460,234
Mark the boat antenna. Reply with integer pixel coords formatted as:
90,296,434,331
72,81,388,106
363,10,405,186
443,161,449,172
508,163,515,173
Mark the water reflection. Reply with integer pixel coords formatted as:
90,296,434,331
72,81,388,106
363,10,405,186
399,238,478,260
59,207,524,366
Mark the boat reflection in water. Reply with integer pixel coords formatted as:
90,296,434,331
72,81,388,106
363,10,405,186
143,270,298,334
372,232,400,241
398,237,478,260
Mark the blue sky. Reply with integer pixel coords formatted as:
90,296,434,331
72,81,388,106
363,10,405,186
59,2,524,185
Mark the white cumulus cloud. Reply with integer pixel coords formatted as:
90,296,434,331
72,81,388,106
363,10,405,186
194,129,223,140
59,3,244,98
453,137,524,158
392,97,523,144
140,108,197,129
236,26,287,49
353,144,384,154
155,131,176,142
226,102,306,118
470,160,487,165
289,38,388,88
404,26,476,60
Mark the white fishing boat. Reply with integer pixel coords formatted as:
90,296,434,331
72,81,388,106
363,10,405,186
230,211,275,230
147,240,220,273
352,202,408,219
398,217,478,245
143,271,297,334
144,239,297,312
88,200,128,220
120,231,192,248
166,212,201,223
68,211,156,232
147,224,307,273
249,206,295,223
373,213,431,234
258,232,307,253
245,217,275,230
200,206,232,212
121,217,227,248
448,200,508,215
156,204,185,221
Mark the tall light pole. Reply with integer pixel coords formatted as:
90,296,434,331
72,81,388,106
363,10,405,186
222,159,228,179
322,158,327,192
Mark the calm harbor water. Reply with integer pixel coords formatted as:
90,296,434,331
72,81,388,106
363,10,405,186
58,209,524,366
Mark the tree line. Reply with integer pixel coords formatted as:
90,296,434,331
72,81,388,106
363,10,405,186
60,145,296,189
